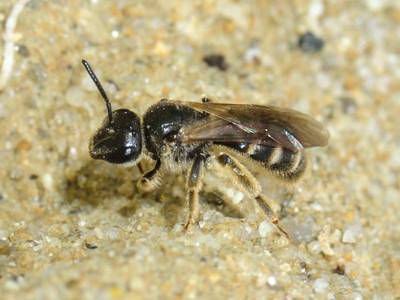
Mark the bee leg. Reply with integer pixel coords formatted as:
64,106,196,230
254,195,289,239
183,155,205,231
215,153,262,196
137,162,145,174
137,159,162,192
214,150,289,239
201,96,212,103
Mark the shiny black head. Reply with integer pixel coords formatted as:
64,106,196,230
82,60,142,164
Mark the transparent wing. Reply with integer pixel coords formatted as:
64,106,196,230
173,100,329,151
179,117,299,151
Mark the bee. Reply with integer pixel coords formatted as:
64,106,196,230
82,60,329,238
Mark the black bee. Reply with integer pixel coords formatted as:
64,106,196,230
82,60,329,238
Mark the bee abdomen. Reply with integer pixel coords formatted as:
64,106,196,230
249,144,306,180
219,142,306,180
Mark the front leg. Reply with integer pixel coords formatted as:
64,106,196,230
183,155,205,231
137,159,162,192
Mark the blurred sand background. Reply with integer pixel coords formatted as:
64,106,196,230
0,0,399,299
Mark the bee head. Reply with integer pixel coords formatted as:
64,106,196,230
83,60,142,164
90,109,142,164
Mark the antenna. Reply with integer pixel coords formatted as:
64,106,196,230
82,59,113,123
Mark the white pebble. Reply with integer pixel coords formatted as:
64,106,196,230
366,0,386,11
69,147,78,159
42,173,54,191
352,292,363,300
0,230,9,240
267,276,277,287
4,279,21,291
244,45,261,63
258,220,272,238
310,202,323,211
232,191,244,204
342,223,362,244
94,227,104,239
105,227,119,240
307,241,321,254
198,221,206,228
111,30,120,38
308,0,324,29
313,278,329,293
309,0,324,19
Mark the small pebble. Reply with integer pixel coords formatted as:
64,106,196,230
9,169,23,181
4,275,24,291
244,44,261,63
85,242,98,250
258,221,272,238
94,227,104,239
203,54,229,71
29,174,39,180
16,44,30,57
232,191,244,204
313,278,329,293
333,265,345,275
310,202,323,211
42,173,54,191
225,188,244,204
342,223,362,244
111,30,120,38
68,147,78,159
307,240,321,254
267,276,277,287
339,97,358,114
298,32,324,53
352,292,363,300
308,1,324,20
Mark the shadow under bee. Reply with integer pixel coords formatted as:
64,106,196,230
64,160,138,211
202,191,245,219
64,160,251,225
158,185,246,229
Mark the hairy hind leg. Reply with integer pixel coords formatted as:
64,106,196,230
254,195,289,239
183,155,205,231
211,146,289,238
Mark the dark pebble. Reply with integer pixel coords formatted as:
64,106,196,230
85,242,98,250
203,54,229,71
29,174,39,180
339,96,357,114
333,265,346,275
17,44,30,57
298,32,324,53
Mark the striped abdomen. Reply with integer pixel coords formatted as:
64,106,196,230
221,142,306,180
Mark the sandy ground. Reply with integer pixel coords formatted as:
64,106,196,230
0,1,399,299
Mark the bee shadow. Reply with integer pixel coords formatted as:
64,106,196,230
64,160,140,215
158,186,245,229
64,161,245,224
202,191,246,219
